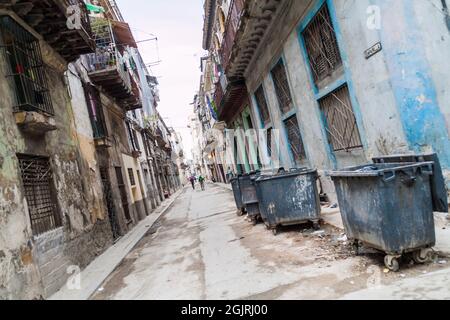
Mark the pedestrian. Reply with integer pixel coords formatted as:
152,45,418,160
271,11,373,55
188,175,196,190
226,167,233,183
198,175,205,191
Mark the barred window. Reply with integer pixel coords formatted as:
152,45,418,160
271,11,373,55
267,127,273,158
0,16,53,115
302,4,342,86
319,85,362,152
271,59,293,114
17,154,61,235
284,116,306,164
254,85,270,125
128,168,136,186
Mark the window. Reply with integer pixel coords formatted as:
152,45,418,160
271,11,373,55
126,121,140,152
271,59,293,114
302,4,342,86
128,168,136,186
17,154,61,235
83,83,107,139
254,85,270,125
115,167,132,221
0,16,53,115
266,127,273,158
319,85,362,152
284,116,306,165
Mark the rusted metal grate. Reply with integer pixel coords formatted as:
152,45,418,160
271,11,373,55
284,116,306,164
254,85,270,125
17,154,61,235
0,16,54,115
302,4,342,86
128,168,136,186
271,60,293,114
267,127,273,158
319,85,362,152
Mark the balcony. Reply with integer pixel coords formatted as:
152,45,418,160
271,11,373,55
219,0,244,73
85,49,141,110
213,78,247,123
0,0,95,62
224,0,287,79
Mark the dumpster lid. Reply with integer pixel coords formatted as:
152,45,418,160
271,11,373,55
373,154,448,213
327,162,434,178
256,167,317,182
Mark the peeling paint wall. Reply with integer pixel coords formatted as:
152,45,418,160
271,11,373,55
0,33,113,299
242,0,450,200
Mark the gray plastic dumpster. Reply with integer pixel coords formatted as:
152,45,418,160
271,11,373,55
372,153,448,213
230,176,245,216
255,168,321,235
328,162,436,271
238,171,261,225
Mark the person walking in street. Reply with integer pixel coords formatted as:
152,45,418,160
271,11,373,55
189,175,196,190
198,175,205,191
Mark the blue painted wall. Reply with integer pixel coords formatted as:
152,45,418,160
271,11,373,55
378,0,450,169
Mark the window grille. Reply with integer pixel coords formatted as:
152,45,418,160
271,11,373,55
83,83,107,139
302,4,342,86
271,60,293,114
267,127,273,158
17,154,61,235
128,168,136,186
319,85,362,152
284,116,306,164
0,16,53,115
254,85,270,125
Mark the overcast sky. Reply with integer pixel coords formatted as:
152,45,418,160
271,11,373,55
117,0,206,160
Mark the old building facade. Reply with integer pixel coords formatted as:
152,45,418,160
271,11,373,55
202,0,450,201
0,0,181,299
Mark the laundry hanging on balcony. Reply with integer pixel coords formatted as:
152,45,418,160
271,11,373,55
86,3,105,13
207,96,218,121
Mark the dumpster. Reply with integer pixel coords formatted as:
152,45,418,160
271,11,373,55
255,168,321,235
230,176,245,216
238,171,261,225
372,153,448,213
328,162,436,271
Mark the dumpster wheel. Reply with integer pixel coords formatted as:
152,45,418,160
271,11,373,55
412,248,433,264
272,227,279,236
312,221,321,231
384,255,400,272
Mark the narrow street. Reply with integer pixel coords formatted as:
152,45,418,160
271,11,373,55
91,184,450,300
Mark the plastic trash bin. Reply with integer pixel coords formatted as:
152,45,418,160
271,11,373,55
255,168,321,235
238,171,261,225
328,162,436,271
230,176,245,216
372,153,448,213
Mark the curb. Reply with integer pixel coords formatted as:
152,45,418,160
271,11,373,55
49,188,186,300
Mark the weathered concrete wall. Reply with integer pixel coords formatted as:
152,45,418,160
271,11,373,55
242,0,450,199
0,33,113,299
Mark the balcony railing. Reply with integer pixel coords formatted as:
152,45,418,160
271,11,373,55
85,48,142,110
220,0,245,72
0,0,95,61
85,48,132,91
